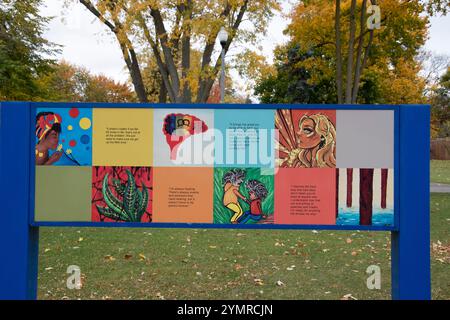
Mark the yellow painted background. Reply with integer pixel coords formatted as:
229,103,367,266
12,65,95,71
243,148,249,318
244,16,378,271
93,108,153,166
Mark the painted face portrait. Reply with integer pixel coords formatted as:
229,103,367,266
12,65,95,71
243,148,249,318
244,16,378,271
36,112,62,148
297,114,336,168
298,117,322,149
276,110,336,168
35,112,63,165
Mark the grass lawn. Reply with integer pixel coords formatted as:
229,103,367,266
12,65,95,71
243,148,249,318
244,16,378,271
431,160,450,184
37,193,450,300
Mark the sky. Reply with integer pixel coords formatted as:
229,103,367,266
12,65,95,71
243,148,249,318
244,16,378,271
41,1,450,89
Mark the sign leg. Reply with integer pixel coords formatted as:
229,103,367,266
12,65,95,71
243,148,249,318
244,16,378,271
0,102,39,300
391,105,431,300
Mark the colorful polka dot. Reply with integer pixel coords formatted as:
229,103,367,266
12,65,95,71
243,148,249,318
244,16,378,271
80,134,90,144
79,117,91,130
69,140,77,147
67,125,73,131
69,108,80,118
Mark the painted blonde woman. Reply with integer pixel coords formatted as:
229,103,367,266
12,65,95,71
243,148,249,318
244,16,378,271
222,169,248,223
276,110,336,168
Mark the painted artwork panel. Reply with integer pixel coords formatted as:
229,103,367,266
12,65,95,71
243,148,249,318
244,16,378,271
92,108,153,166
92,167,153,223
214,168,274,224
152,167,213,223
35,107,92,166
35,166,92,221
336,110,394,168
276,110,336,168
336,168,394,226
275,168,336,225
214,109,275,167
153,109,214,166
32,106,396,229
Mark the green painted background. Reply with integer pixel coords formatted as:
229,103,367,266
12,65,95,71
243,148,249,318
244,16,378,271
35,166,92,221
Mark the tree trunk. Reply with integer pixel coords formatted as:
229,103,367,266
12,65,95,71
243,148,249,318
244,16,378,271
351,0,368,103
181,0,192,103
381,168,388,209
118,41,148,103
159,78,167,103
346,168,353,207
359,168,374,225
128,48,148,103
335,0,343,104
336,168,339,218
345,0,357,104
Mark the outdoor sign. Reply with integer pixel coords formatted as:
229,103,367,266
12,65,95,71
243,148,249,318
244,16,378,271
33,106,395,228
0,102,430,300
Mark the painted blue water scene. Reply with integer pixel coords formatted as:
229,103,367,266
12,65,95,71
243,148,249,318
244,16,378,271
337,210,394,226
336,168,394,226
35,107,92,166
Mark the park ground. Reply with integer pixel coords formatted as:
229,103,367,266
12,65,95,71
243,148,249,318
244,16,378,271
37,161,450,300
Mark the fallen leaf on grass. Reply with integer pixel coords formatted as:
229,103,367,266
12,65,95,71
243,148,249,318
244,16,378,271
276,280,285,286
104,255,116,261
341,293,357,300
254,278,264,286
346,238,352,244
139,253,147,261
124,254,133,260
44,267,53,271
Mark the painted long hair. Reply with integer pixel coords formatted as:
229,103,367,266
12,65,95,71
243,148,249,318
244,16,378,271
298,114,336,168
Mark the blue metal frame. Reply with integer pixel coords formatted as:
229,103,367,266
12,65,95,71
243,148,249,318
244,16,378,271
391,104,431,299
28,102,400,231
0,101,430,300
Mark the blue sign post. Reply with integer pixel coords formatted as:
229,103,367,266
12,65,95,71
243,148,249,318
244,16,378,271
0,102,430,300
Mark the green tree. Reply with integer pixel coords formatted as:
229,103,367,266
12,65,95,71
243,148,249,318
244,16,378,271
256,0,431,104
37,61,136,102
0,0,58,100
431,67,450,138
73,0,280,103
255,45,336,103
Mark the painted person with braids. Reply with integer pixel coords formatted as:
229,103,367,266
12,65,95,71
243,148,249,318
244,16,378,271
237,179,269,224
35,112,63,165
222,169,247,224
